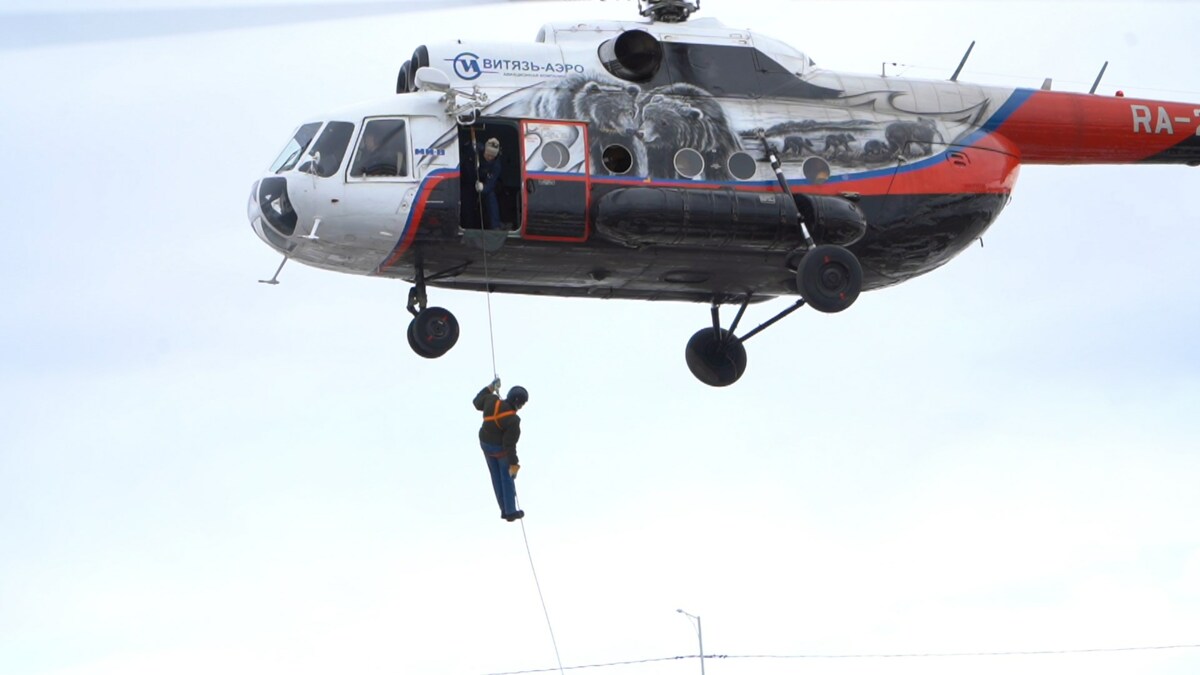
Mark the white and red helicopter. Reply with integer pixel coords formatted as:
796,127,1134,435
248,0,1200,386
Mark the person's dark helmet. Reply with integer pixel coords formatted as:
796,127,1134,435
506,386,529,408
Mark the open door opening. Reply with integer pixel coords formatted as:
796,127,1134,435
458,119,522,232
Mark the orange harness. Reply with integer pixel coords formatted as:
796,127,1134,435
484,400,515,428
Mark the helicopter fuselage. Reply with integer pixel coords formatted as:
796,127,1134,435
249,17,1200,304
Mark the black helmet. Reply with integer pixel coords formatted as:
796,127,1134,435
506,386,529,408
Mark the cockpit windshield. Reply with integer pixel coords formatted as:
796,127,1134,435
270,122,322,173
305,121,355,178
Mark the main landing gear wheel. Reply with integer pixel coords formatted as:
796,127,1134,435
685,327,748,387
684,296,808,387
796,244,863,314
408,307,460,358
405,261,467,359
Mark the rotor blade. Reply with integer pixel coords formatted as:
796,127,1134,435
0,0,570,51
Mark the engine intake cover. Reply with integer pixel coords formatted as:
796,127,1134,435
598,30,662,82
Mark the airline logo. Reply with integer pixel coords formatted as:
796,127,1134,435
449,52,492,80
448,52,584,81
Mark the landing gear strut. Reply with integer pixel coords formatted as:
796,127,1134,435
687,138,867,386
406,265,460,359
759,129,865,314
685,296,807,387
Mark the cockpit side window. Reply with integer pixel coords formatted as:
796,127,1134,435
306,121,355,178
350,119,409,178
270,122,322,173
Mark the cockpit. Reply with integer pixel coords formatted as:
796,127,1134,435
252,116,416,251
268,118,411,180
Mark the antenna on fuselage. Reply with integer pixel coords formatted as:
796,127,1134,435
1089,61,1109,94
949,40,975,81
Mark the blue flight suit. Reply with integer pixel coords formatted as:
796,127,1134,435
476,143,504,230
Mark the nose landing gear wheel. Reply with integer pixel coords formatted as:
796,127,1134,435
407,307,460,358
796,244,863,314
685,327,748,387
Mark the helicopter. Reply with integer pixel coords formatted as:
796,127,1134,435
248,0,1200,386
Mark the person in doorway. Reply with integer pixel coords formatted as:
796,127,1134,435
474,137,505,230
473,378,529,521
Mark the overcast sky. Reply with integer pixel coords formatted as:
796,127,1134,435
1,2,1198,675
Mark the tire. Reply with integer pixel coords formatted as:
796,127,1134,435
796,244,863,313
408,307,459,358
407,319,435,358
685,327,747,387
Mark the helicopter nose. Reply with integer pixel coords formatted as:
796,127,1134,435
247,179,260,220
254,176,300,237
248,175,304,254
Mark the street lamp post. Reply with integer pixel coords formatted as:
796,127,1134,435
676,609,705,675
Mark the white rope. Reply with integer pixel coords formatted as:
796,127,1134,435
517,504,565,675
470,124,500,379
482,247,499,379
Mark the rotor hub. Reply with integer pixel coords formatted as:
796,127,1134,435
639,0,699,23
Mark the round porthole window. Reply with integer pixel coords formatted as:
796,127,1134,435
727,151,757,180
803,156,831,184
602,144,633,175
541,141,570,169
673,148,705,179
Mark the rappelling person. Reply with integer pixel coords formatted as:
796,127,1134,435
473,378,529,521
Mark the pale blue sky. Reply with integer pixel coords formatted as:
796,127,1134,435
1,2,1198,675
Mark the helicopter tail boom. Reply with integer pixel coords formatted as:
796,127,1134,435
992,89,1200,166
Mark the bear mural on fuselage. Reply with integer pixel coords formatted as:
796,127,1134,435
571,81,645,175
635,82,743,181
499,72,957,181
519,75,646,176
516,73,648,176
509,74,742,180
